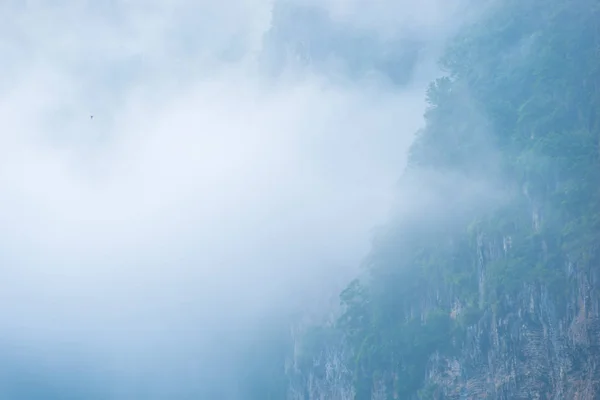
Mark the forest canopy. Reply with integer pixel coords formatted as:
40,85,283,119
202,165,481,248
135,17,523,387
275,0,600,398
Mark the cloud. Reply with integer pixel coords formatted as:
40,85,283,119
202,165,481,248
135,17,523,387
287,0,465,38
0,0,469,397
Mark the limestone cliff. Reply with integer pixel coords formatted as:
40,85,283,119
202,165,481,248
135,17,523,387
282,0,600,398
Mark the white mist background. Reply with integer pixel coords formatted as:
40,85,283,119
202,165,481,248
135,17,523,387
0,0,470,397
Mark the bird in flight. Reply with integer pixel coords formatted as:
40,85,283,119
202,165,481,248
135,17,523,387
90,115,93,119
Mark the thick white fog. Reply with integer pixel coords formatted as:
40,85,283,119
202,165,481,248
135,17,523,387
0,0,471,398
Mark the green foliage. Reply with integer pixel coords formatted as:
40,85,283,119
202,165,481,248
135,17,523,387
263,1,600,399
314,0,600,397
212,1,600,398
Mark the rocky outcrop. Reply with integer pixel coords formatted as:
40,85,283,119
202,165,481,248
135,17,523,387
424,242,600,399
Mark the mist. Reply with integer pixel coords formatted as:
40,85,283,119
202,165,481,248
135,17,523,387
0,0,470,398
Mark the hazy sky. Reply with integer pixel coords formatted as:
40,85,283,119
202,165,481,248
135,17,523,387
0,0,469,398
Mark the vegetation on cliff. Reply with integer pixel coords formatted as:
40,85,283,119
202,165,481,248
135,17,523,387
288,0,600,398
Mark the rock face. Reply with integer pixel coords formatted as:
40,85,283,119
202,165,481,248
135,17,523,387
260,1,425,85
425,254,600,399
285,217,600,400
277,0,600,398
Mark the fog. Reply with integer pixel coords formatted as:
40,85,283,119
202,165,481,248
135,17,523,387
0,0,470,398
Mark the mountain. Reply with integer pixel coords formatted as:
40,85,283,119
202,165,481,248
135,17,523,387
259,1,428,86
283,0,600,398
